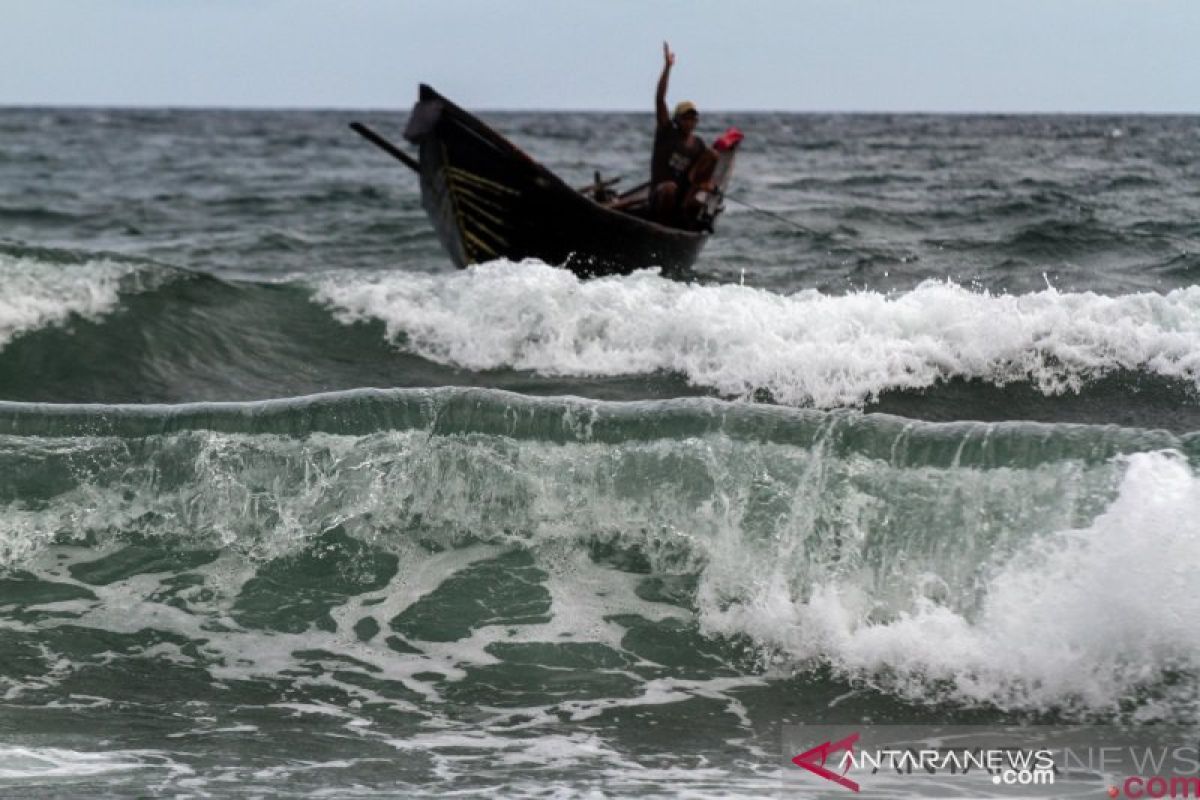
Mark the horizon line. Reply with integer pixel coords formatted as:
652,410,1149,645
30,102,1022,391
2,101,1199,117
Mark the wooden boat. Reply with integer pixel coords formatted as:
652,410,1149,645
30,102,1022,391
351,84,741,277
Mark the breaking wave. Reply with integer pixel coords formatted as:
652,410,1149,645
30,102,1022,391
0,249,163,350
315,260,1200,407
3,388,1199,719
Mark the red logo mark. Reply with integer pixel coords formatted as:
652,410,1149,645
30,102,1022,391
792,732,861,792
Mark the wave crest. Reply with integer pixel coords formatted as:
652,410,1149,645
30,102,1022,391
316,261,1200,407
0,249,170,351
3,389,1198,716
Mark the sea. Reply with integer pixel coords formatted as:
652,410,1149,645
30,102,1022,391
1,106,1200,798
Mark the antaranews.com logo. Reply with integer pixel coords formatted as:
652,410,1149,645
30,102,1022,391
789,730,1053,794
782,726,1200,798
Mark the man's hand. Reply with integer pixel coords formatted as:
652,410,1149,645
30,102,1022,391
656,41,674,126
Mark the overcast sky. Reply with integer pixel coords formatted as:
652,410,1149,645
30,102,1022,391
3,0,1197,113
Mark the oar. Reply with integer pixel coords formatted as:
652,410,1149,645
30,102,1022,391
349,122,420,173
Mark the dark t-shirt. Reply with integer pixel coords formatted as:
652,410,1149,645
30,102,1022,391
651,122,705,186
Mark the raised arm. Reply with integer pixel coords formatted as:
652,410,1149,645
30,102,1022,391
656,41,674,128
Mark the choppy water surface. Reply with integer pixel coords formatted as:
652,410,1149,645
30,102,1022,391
2,106,1200,797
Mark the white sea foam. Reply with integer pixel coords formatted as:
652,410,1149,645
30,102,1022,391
702,449,1200,715
0,254,143,350
316,260,1200,406
0,746,159,779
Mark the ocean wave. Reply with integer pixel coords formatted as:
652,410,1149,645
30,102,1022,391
705,448,1200,715
2,388,1197,717
0,249,171,352
0,204,86,224
314,260,1200,407
0,252,359,404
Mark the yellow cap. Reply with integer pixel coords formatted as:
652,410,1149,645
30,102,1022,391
673,101,698,119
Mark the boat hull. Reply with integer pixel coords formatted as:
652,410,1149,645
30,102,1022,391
403,85,709,277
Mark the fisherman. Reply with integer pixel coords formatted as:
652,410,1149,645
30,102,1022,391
651,42,717,226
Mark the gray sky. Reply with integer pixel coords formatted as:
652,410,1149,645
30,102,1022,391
3,0,1197,112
